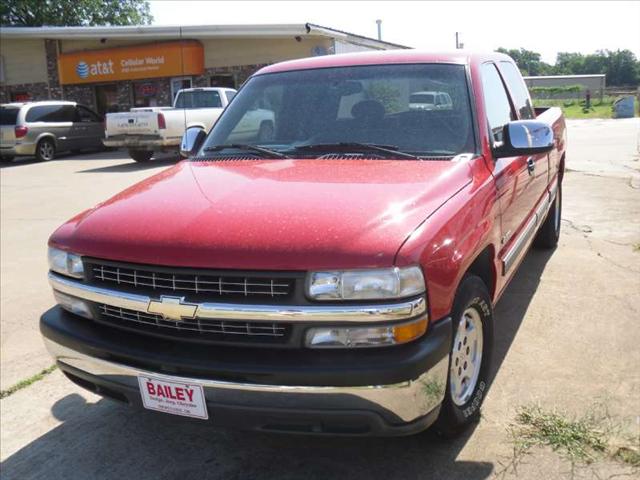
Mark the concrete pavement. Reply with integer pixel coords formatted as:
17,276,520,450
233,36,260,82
1,119,639,479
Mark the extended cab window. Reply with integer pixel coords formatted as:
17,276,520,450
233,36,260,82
203,64,475,157
175,91,222,109
499,61,535,120
26,105,75,123
76,106,101,123
480,63,514,144
0,107,19,125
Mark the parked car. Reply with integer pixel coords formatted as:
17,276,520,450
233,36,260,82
42,51,566,437
408,91,454,110
104,87,240,162
0,101,104,162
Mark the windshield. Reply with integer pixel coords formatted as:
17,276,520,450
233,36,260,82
175,90,222,109
0,107,19,125
198,64,475,158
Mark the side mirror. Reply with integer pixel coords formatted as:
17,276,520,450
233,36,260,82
494,120,554,158
180,127,206,158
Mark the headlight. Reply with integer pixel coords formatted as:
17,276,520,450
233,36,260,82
307,266,425,301
48,247,84,279
306,317,428,348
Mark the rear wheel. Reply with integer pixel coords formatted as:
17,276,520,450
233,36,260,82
436,275,494,437
534,183,562,249
36,138,56,162
128,149,153,162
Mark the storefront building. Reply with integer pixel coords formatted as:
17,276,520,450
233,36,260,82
0,23,406,115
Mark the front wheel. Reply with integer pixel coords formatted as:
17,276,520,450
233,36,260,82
534,183,562,249
36,138,56,162
128,149,153,162
436,275,494,437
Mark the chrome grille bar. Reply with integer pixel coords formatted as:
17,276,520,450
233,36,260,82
91,266,291,297
49,272,427,324
98,304,287,337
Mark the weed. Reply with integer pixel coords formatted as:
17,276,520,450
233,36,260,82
0,365,58,400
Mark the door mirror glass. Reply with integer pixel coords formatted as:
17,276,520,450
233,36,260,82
180,127,206,158
495,120,554,158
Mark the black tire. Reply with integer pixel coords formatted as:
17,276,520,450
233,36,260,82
435,275,494,437
257,121,274,142
128,149,153,162
36,138,56,162
0,156,14,163
534,183,562,249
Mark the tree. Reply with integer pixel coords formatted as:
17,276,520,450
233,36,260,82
1,0,153,26
496,47,553,76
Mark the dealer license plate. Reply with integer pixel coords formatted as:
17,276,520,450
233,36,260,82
138,375,208,420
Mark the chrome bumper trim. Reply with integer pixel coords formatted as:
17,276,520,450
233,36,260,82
44,338,448,423
49,272,426,323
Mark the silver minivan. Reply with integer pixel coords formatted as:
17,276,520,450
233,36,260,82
0,101,104,162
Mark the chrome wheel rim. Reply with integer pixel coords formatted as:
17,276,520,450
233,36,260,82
40,142,54,160
450,307,484,406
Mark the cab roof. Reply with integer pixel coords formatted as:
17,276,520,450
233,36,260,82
257,50,513,75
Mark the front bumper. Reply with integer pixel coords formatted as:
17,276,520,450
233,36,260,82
41,307,451,436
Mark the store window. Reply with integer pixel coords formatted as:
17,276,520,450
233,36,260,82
210,75,236,89
171,77,192,102
95,84,120,116
11,92,31,102
134,81,161,108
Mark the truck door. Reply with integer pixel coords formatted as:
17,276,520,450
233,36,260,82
498,60,550,207
480,62,541,275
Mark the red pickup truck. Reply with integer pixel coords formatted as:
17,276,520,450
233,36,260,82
42,51,566,436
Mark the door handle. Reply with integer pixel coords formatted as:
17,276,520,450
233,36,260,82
526,157,535,175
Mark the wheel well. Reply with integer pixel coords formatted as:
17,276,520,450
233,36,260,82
37,135,56,147
465,245,496,299
559,154,565,182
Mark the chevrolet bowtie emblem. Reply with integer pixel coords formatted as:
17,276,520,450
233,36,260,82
147,296,198,321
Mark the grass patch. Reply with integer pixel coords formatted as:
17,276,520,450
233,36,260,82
615,446,640,467
533,96,638,119
633,242,640,253
0,364,58,400
515,405,607,463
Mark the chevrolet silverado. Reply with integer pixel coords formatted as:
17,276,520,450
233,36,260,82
42,51,566,436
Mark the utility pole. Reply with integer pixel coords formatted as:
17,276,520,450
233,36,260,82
376,19,382,41
455,32,463,49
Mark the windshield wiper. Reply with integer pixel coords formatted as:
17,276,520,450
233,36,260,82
290,142,422,160
202,144,290,159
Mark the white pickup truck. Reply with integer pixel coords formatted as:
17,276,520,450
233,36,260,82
104,88,236,162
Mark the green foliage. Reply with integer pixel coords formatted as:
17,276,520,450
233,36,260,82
0,0,153,26
366,82,403,114
497,47,640,86
530,85,583,95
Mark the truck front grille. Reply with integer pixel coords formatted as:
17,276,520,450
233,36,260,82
86,261,294,299
97,304,289,340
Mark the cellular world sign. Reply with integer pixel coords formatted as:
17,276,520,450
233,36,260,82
58,40,204,85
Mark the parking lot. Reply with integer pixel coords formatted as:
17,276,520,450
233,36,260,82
1,119,639,479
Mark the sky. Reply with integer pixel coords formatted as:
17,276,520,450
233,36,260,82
149,1,640,64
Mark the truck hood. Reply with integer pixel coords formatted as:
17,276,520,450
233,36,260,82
50,158,474,270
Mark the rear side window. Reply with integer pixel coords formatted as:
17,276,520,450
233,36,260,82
480,63,514,144
26,105,75,123
175,91,222,109
499,61,535,119
0,108,19,125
